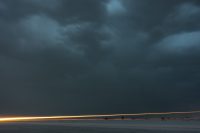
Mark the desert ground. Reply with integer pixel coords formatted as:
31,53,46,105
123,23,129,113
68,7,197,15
0,120,200,133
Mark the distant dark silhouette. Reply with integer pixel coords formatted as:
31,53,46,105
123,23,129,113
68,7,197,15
121,116,125,120
161,117,165,121
104,117,108,120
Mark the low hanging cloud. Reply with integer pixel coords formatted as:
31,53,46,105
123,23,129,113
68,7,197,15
158,31,200,54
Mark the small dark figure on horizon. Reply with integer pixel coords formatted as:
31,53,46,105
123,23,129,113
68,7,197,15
104,117,108,120
161,117,165,121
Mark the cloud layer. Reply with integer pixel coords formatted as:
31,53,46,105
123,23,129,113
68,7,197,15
0,0,200,115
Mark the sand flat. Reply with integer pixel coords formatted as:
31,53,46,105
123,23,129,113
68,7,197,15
0,120,200,133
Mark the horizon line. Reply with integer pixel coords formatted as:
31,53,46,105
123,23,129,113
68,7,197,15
0,110,200,122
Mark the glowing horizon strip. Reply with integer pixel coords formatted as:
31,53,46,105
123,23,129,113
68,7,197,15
0,110,200,122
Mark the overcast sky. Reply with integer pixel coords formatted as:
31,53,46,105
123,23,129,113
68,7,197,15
0,0,200,115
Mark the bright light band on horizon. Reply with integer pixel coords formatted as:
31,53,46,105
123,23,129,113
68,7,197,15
0,110,200,122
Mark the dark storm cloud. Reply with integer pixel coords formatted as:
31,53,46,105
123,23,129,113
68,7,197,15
0,0,200,115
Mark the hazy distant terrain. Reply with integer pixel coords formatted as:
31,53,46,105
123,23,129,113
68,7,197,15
0,120,200,133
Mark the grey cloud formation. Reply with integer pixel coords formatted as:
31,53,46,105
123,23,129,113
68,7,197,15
158,31,200,54
0,0,200,115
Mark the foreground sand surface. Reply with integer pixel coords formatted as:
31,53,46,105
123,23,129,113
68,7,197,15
0,120,200,133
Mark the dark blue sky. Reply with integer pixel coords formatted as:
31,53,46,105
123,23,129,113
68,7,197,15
0,0,200,115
